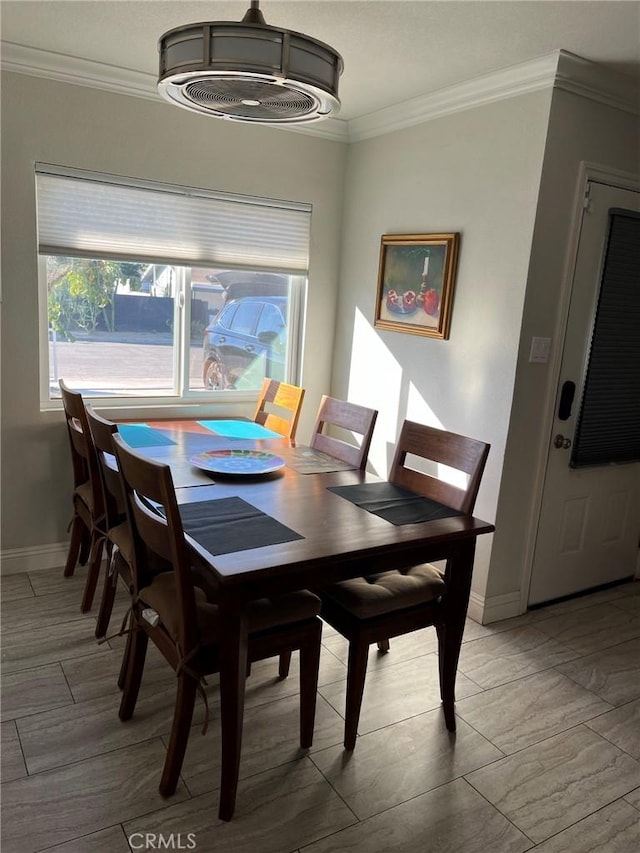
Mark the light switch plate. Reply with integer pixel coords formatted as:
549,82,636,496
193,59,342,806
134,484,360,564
529,336,551,363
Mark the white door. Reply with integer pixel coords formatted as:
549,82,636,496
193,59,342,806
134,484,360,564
528,181,640,606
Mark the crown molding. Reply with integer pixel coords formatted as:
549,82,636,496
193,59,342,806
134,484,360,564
2,43,636,145
349,52,561,142
283,116,349,142
554,49,640,116
2,42,156,100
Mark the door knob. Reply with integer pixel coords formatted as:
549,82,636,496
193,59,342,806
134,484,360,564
554,434,572,449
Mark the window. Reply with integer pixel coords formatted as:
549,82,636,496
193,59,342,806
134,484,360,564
37,165,310,407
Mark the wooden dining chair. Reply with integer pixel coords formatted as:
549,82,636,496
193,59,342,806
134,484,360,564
319,420,490,749
59,380,106,612
85,406,136,643
111,434,323,806
310,396,378,470
252,378,305,439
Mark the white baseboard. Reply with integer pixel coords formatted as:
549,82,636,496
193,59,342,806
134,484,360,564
468,589,525,625
466,590,485,624
1,543,68,575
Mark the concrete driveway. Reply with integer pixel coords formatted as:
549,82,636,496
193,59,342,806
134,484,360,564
49,334,203,394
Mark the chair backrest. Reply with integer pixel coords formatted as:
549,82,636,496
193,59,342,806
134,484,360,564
253,378,305,439
85,405,125,527
59,379,104,517
310,396,378,470
390,420,490,515
111,434,198,653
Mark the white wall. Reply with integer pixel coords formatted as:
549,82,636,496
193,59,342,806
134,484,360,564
488,89,640,613
329,91,553,608
0,72,347,562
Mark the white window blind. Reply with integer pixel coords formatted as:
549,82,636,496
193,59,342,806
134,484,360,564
36,165,311,274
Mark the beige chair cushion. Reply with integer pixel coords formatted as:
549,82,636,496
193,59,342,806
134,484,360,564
321,564,445,619
108,521,134,566
74,481,94,513
139,573,321,646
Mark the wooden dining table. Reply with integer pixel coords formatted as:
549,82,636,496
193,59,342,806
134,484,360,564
118,418,495,820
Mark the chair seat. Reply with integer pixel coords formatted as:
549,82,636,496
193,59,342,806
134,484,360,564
139,573,321,645
108,520,134,566
321,564,445,619
74,480,94,513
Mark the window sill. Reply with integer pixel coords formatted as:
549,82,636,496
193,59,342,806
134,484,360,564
41,391,258,420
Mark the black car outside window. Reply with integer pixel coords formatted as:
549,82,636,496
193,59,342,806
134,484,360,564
218,302,239,330
231,302,263,336
256,303,286,337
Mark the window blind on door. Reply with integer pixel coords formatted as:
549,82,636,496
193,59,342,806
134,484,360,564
35,164,311,274
571,208,640,467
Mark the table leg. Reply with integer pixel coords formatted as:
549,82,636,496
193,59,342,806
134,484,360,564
217,598,248,822
440,538,476,731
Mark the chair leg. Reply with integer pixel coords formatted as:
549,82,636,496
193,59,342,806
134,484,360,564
64,516,85,577
80,534,105,613
119,625,148,721
159,673,198,797
117,621,133,690
377,639,390,653
278,650,292,678
298,622,322,748
344,637,370,751
78,524,91,566
95,560,118,639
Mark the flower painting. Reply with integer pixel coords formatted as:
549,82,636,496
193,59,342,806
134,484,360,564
374,233,459,339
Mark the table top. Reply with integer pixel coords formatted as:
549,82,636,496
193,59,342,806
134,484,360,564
119,419,495,599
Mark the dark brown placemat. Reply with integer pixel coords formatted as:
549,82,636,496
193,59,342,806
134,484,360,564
328,482,462,525
178,496,303,555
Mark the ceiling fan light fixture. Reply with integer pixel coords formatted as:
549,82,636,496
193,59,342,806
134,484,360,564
157,1,343,124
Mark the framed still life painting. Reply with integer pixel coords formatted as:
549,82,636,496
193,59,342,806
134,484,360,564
374,233,460,339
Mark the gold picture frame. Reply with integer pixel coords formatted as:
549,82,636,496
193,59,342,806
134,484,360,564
374,233,460,339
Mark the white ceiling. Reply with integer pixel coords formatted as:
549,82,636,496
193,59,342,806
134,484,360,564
2,0,639,122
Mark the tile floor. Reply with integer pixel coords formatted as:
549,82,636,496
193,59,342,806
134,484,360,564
1,565,639,853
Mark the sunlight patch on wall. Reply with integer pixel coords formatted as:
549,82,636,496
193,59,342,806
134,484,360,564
406,381,443,429
346,310,468,489
348,308,402,473
406,381,468,490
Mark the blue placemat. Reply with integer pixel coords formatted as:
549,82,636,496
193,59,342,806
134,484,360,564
118,424,177,448
328,482,463,526
198,420,281,439
178,496,303,555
